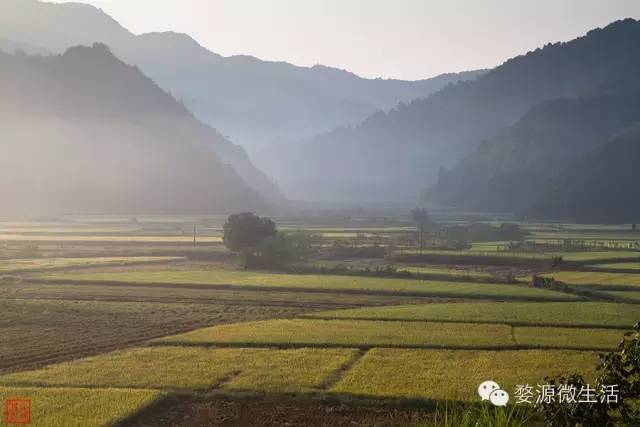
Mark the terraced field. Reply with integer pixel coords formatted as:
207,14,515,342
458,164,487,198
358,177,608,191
153,319,515,349
332,349,599,401
0,347,356,393
40,269,578,300
0,256,183,273
153,318,622,350
307,302,639,328
3,216,639,426
0,298,309,374
313,260,495,279
0,387,162,427
544,271,640,288
592,262,640,271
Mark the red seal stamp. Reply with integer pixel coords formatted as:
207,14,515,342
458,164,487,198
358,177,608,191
4,398,32,425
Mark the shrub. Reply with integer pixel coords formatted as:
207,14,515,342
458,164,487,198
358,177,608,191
538,323,640,425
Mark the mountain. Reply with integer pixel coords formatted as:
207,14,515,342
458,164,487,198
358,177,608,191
528,124,640,224
432,93,640,212
0,0,484,154
0,37,48,55
256,19,640,202
0,45,267,215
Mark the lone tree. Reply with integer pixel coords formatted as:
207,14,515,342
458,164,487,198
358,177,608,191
411,207,435,253
223,213,276,258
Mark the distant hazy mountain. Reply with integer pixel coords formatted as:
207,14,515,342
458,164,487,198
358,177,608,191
0,45,267,214
0,37,48,55
529,124,640,223
0,0,483,154
257,19,640,202
433,93,640,212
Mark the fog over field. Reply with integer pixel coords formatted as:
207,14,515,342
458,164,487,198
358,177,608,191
1,1,640,426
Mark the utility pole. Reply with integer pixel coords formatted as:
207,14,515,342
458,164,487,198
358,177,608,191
193,224,197,246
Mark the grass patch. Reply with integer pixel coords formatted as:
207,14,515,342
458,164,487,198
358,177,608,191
307,302,639,329
41,269,578,300
0,386,161,427
331,349,599,401
0,347,356,393
0,256,182,273
153,319,511,349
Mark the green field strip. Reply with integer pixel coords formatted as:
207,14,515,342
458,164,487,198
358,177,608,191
151,318,619,351
0,386,162,427
305,302,639,329
151,319,515,349
0,347,356,394
599,290,640,303
0,281,437,310
513,327,622,350
37,269,579,301
330,349,599,402
589,262,640,271
312,260,495,280
542,271,640,290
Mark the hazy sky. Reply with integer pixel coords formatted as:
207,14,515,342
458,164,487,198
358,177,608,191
51,0,640,80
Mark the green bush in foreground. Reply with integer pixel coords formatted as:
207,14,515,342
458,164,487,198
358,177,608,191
538,322,640,426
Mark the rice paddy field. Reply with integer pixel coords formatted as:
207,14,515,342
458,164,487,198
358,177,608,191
38,269,578,301
0,256,183,273
1,215,639,426
542,271,640,288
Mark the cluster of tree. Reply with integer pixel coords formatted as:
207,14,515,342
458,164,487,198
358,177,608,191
223,213,316,269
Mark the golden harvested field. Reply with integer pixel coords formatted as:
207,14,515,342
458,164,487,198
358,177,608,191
307,302,639,329
331,349,599,401
153,318,622,350
152,319,515,348
0,347,357,393
0,386,162,427
40,269,578,300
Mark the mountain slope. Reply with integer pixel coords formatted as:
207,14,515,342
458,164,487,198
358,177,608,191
0,45,266,215
528,124,640,223
432,93,640,212
0,0,484,154
257,19,640,202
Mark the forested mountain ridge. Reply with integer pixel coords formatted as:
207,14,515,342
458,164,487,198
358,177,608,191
528,124,640,223
256,18,640,202
431,93,640,212
0,45,267,214
0,0,483,153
